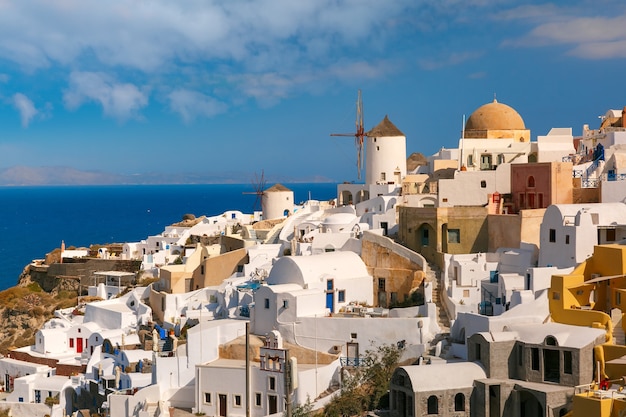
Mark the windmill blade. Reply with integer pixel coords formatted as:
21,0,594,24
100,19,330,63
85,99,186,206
330,89,366,180
243,170,267,212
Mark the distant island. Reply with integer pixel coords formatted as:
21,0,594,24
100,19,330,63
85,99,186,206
0,166,336,186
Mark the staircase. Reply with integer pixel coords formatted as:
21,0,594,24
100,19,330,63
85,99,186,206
611,308,625,345
264,223,284,244
426,265,451,358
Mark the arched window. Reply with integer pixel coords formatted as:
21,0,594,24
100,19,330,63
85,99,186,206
427,395,438,414
527,176,535,188
545,335,558,346
455,393,465,411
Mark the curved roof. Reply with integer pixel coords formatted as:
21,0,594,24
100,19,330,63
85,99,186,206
397,362,486,391
322,213,357,225
465,99,525,131
266,251,369,288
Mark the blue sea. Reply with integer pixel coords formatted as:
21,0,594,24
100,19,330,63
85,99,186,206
0,183,339,291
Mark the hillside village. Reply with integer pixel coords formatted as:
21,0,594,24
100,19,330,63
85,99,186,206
2,99,626,417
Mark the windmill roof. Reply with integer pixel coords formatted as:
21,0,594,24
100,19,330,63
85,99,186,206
367,115,404,137
265,183,291,192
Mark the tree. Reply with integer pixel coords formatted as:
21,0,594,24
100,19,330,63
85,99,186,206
324,342,403,416
289,395,314,417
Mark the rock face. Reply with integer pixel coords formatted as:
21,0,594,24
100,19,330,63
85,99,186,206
0,265,61,354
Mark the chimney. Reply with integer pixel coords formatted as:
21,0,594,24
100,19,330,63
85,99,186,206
622,106,626,128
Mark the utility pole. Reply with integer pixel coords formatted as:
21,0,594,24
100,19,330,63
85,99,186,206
284,348,292,417
246,322,250,417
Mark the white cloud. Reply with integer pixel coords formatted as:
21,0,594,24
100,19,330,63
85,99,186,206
64,71,148,121
418,51,483,71
0,1,411,72
12,93,38,127
497,4,626,60
168,90,227,123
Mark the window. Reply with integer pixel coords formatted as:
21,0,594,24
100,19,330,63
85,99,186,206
607,229,617,242
427,395,438,414
480,180,486,188
421,228,429,246
618,292,622,306
454,393,465,411
447,229,460,243
35,390,41,403
255,392,262,407
338,290,345,303
549,229,556,243
351,333,357,339
565,235,570,244
564,351,572,374
204,393,212,404
69,338,74,348
200,265,205,275
234,394,242,407
264,298,270,309
527,176,535,188
475,343,481,361
531,348,539,370
327,279,334,291
381,172,386,181
518,345,523,366
269,376,276,391
378,278,386,291
282,299,289,309
467,154,474,167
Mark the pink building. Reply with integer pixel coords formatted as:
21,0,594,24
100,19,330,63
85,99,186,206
510,162,573,214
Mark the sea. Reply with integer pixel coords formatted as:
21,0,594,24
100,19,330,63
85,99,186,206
0,183,339,291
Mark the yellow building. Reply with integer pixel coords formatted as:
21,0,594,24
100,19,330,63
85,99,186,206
549,244,626,416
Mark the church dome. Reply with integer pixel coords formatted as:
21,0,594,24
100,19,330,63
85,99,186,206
465,99,525,131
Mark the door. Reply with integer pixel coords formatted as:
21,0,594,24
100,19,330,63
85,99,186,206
77,337,83,353
489,385,500,417
326,279,334,313
268,394,278,415
218,394,227,417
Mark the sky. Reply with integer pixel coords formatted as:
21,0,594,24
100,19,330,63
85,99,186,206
0,0,625,183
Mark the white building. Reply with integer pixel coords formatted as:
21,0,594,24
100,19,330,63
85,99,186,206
337,115,406,206
262,184,294,220
538,203,626,268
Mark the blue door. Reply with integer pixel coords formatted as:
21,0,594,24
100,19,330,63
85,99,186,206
326,292,334,313
326,279,334,312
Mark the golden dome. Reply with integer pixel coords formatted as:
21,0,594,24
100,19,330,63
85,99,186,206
465,99,525,131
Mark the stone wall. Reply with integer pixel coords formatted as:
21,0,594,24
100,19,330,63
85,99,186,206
30,258,141,292
361,233,426,307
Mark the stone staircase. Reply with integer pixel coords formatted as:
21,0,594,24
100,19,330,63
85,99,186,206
426,265,452,358
611,308,625,345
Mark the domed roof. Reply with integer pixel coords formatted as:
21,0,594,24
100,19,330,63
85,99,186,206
465,99,525,131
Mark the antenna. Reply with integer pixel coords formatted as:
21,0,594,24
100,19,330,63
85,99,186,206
243,170,267,211
330,90,366,180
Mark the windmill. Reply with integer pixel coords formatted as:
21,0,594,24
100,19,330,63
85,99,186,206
243,170,267,212
331,89,366,180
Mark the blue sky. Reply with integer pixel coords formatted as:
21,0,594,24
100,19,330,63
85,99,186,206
0,0,625,183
